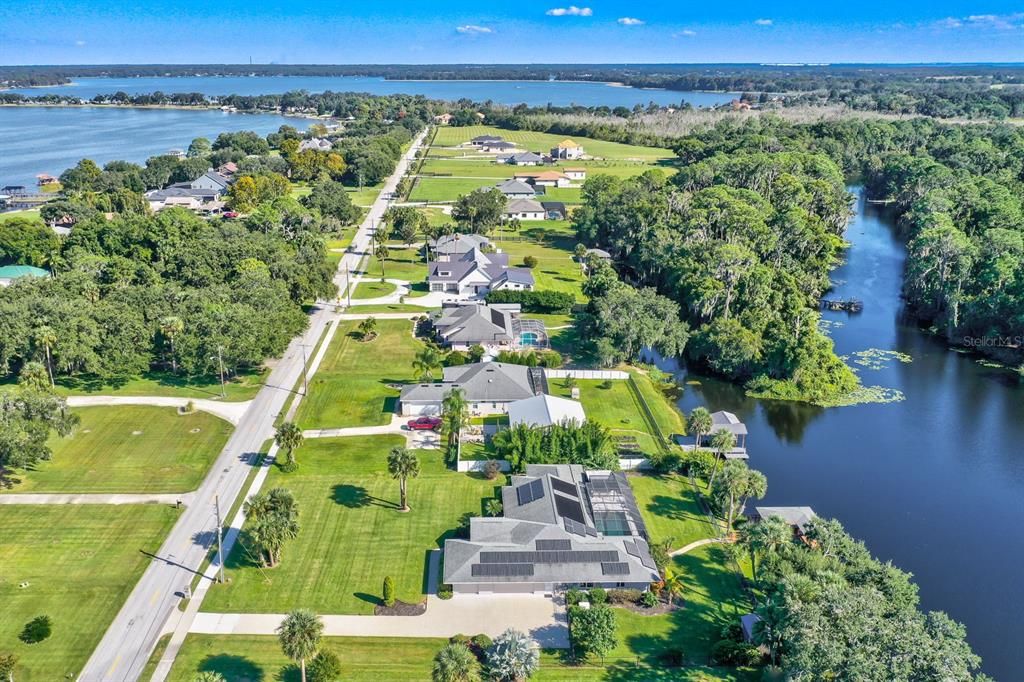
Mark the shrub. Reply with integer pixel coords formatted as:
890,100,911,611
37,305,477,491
184,400,196,414
599,379,614,389
711,639,761,666
307,649,343,682
588,587,608,605
522,255,538,268
19,615,52,644
437,586,454,600
468,344,486,362
660,646,686,666
640,590,659,608
565,588,586,606
446,350,469,366
485,289,575,314
485,497,503,515
470,633,493,658
607,588,642,605
382,576,395,607
450,633,471,646
278,460,298,473
484,460,503,482
537,350,564,368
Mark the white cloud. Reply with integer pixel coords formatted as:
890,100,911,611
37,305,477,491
74,40,86,46
456,25,494,34
934,13,1023,30
754,18,773,26
617,17,644,26
547,6,592,16
673,29,697,37
934,17,963,29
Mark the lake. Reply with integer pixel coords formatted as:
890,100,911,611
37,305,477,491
7,75,736,108
0,106,303,190
649,188,1024,679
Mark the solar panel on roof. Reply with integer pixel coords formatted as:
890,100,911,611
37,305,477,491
624,541,640,558
586,526,599,537
564,518,586,536
472,563,535,577
536,539,571,551
516,478,545,506
479,550,618,564
550,477,579,497
555,495,586,524
601,562,631,576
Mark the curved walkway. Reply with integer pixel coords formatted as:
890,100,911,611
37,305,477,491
669,537,723,558
65,395,251,425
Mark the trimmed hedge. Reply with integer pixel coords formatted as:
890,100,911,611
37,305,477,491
485,289,575,314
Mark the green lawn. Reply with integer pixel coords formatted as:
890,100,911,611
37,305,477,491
630,473,715,549
409,176,496,202
1,406,232,494
432,126,676,162
555,380,661,455
494,222,587,301
0,504,181,682
47,368,267,401
630,370,686,440
202,437,501,614
352,280,398,299
349,185,384,208
363,245,427,283
296,319,424,429
0,208,43,224
344,303,438,314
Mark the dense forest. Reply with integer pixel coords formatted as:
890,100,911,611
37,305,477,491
4,63,1024,117
573,153,858,403
0,94,431,385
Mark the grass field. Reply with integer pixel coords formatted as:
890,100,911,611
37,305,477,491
493,222,587,301
0,208,43,224
362,245,427,283
552,379,663,455
165,632,756,681
45,368,267,402
1,406,232,493
0,504,181,682
344,303,438,314
295,319,423,429
629,473,715,550
630,370,687,439
202,437,501,614
351,280,398,299
408,176,496,202
432,126,676,162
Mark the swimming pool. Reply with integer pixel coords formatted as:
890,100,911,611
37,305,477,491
519,332,541,347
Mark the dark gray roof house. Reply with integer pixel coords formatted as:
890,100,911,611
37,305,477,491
497,152,544,166
430,233,491,257
471,135,505,146
428,247,535,296
540,201,567,220
399,361,545,415
444,465,661,593
432,302,549,350
495,179,537,199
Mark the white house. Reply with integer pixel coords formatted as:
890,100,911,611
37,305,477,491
495,179,537,199
564,168,587,181
428,247,535,296
399,362,544,416
514,171,571,188
508,394,586,428
505,198,547,221
550,139,584,160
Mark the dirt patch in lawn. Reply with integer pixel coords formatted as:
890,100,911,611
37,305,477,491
374,599,427,616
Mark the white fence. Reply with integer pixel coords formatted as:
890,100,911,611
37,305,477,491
457,458,512,473
544,369,628,380
619,458,652,471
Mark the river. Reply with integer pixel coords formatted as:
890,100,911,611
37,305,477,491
6,75,737,108
649,188,1024,679
0,107,303,191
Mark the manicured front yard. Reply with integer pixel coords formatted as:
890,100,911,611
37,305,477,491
363,245,428,283
202,437,501,614
1,406,233,493
295,319,423,429
47,368,267,401
351,280,398,299
0,504,181,681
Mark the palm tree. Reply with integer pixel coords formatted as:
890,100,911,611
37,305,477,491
33,324,57,387
387,446,420,512
574,243,588,273
413,345,443,381
707,428,736,488
159,315,184,373
747,515,792,580
244,487,300,567
662,564,685,607
754,599,788,666
486,629,539,682
374,241,390,277
485,498,503,517
441,388,469,465
277,609,323,682
358,316,378,340
687,407,713,450
0,654,17,682
275,421,305,470
432,642,481,682
18,361,51,391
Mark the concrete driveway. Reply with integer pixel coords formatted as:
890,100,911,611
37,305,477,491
303,413,440,449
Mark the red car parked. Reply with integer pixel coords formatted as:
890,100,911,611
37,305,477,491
406,416,442,431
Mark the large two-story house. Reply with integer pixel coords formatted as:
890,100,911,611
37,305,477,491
428,247,534,296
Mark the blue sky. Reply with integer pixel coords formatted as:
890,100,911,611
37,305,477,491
2,1,1023,64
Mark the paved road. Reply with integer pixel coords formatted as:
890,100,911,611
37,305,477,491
80,128,430,682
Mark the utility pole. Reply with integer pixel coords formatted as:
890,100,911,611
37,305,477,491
216,345,226,398
214,495,225,584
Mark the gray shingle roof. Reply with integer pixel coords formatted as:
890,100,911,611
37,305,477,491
505,198,545,214
431,233,490,255
711,410,748,436
496,179,537,196
434,304,516,345
399,361,540,405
